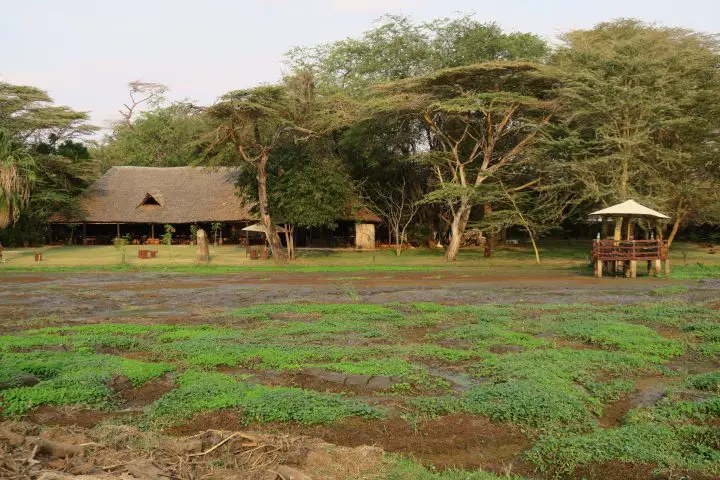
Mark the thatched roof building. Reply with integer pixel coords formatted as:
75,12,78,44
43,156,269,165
50,166,380,248
55,166,253,224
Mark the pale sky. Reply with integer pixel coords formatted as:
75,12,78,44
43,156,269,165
2,0,718,133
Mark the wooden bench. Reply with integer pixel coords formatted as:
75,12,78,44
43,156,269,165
246,245,268,260
138,249,158,259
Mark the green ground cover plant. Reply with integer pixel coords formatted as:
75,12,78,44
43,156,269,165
526,422,720,477
384,457,522,479
2,300,718,479
619,302,719,327
148,370,379,425
0,351,173,414
670,264,720,280
413,349,660,430
682,322,720,356
651,285,690,296
685,372,720,392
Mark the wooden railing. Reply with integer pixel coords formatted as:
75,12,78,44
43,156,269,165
591,239,668,262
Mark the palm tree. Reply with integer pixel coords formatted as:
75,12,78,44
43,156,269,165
0,131,35,229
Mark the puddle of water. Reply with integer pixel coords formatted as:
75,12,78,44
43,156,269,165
599,376,672,427
424,366,475,392
666,358,719,375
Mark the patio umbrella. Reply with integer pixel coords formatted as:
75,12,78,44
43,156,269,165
241,223,287,234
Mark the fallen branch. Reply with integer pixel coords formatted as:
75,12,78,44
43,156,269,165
186,432,242,457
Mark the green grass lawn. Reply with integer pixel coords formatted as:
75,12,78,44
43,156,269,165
2,301,719,478
2,240,719,277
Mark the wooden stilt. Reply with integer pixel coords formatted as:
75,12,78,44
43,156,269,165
664,259,671,275
654,259,662,276
116,223,120,238
82,223,87,246
613,216,623,273
595,259,603,278
151,224,155,239
630,260,637,278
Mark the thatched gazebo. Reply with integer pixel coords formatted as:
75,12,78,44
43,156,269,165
589,200,670,278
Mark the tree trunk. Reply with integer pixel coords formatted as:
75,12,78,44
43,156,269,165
601,218,609,239
284,223,292,259
483,203,494,257
289,225,295,259
257,156,287,263
445,201,471,262
284,224,295,259
667,212,682,249
613,217,623,240
394,225,401,256
527,229,540,264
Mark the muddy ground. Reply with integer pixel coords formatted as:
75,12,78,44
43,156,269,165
1,270,718,480
1,270,715,323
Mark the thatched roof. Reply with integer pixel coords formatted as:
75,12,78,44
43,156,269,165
54,166,254,224
589,200,670,219
53,166,382,225
341,207,382,223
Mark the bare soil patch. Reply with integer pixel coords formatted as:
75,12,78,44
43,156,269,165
280,413,533,475
25,407,133,428
109,374,176,408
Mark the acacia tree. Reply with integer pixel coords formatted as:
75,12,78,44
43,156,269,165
367,63,556,261
0,131,35,230
118,80,168,128
206,86,315,262
0,82,96,246
97,102,210,169
548,20,720,247
286,14,548,92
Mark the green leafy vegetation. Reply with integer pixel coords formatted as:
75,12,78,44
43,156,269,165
650,285,690,296
0,351,173,415
670,264,720,280
527,423,720,477
686,372,720,393
384,457,521,479
414,348,657,431
148,370,379,425
2,300,718,479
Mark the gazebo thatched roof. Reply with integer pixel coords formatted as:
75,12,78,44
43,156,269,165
589,200,670,220
54,166,254,224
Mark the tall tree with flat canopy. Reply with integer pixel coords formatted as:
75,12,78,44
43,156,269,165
547,20,720,246
0,82,95,246
207,86,315,262
0,83,96,142
365,62,556,261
